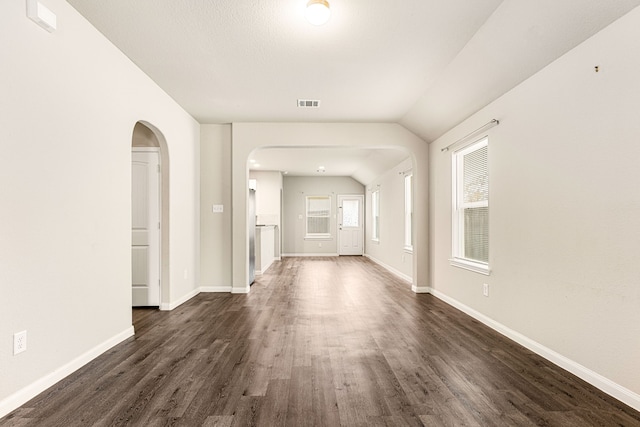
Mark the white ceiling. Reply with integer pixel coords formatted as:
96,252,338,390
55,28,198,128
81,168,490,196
67,0,640,181
249,147,410,184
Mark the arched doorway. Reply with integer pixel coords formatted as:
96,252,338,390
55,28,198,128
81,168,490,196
231,123,429,294
131,121,170,308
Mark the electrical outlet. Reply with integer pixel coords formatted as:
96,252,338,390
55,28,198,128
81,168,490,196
318,242,322,248
14,331,27,355
483,283,489,297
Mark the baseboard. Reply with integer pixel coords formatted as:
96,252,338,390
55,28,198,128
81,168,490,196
411,285,431,294
363,254,412,284
0,326,135,419
282,253,339,257
231,285,250,294
200,286,232,293
429,288,640,412
160,288,200,311
259,259,274,275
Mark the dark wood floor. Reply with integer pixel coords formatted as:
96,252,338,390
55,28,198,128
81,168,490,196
3,257,640,426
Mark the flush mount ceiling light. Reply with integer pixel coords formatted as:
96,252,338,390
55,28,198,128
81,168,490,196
305,0,331,26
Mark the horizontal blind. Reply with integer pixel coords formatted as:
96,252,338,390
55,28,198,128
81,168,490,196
307,196,330,216
463,145,488,204
307,196,331,234
462,143,488,263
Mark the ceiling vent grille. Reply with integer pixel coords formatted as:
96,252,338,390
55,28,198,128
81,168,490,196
297,99,321,108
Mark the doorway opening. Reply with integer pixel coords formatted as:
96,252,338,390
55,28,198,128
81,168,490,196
131,121,170,308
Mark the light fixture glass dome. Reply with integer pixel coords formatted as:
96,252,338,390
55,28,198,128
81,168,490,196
305,0,331,26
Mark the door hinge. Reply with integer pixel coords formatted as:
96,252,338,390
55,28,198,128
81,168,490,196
158,222,161,230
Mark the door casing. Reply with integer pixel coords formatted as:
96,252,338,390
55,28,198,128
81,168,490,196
337,194,364,256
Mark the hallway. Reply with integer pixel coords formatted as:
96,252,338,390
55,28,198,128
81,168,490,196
3,257,639,426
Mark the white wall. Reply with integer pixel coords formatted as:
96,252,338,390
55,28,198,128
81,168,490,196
200,125,232,291
282,176,364,255
0,0,200,415
365,158,413,282
255,226,276,274
429,6,640,409
249,170,282,227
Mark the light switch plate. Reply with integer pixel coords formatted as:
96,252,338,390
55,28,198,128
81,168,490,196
212,204,224,213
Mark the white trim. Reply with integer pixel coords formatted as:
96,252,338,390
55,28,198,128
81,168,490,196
282,253,339,257
231,286,250,294
131,147,160,152
200,286,232,293
0,326,135,419
364,254,412,284
429,288,640,412
449,258,490,275
160,288,200,311
411,285,431,294
337,194,365,256
452,137,489,269
305,195,332,237
304,235,332,240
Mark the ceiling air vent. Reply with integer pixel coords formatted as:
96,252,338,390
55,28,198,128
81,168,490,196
297,99,321,108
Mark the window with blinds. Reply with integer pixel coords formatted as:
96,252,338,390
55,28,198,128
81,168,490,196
452,137,489,274
306,196,331,238
404,174,413,251
372,190,380,241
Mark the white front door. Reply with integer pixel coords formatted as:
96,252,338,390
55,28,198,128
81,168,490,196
338,195,364,256
131,150,160,306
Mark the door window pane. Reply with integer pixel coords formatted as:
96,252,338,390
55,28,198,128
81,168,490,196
342,200,359,227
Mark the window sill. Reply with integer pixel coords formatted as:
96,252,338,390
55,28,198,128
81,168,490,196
449,258,490,275
304,235,332,241
371,238,380,244
403,246,413,254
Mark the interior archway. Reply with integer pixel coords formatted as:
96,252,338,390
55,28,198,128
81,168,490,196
131,121,171,309
230,123,429,295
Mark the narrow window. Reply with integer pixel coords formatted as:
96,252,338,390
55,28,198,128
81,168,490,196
372,190,380,241
404,173,413,251
451,137,489,274
306,196,331,238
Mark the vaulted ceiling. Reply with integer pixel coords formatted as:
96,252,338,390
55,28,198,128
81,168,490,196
67,0,640,180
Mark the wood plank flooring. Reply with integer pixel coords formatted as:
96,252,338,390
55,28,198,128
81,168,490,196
3,256,640,426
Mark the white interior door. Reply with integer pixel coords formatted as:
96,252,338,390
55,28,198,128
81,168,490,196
338,195,364,256
132,150,160,306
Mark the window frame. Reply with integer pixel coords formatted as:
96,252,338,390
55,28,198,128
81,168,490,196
371,189,380,242
451,137,490,275
404,173,413,252
305,195,332,239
